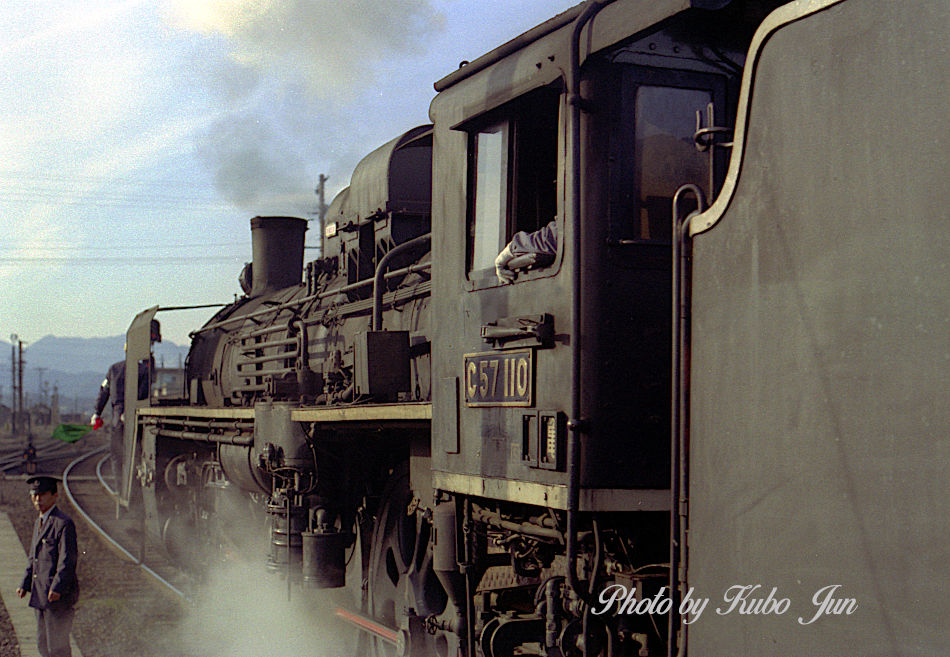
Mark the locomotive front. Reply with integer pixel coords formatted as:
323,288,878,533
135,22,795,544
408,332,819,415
120,127,435,593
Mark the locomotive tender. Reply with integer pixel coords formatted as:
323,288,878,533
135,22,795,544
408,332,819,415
117,0,950,655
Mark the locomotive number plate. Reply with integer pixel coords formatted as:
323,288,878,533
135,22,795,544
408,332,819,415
463,349,533,407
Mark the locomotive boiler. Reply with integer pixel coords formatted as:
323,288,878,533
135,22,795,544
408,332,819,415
115,0,950,656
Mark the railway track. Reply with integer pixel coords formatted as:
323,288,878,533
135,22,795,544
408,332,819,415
55,446,391,656
62,447,193,601
0,434,86,473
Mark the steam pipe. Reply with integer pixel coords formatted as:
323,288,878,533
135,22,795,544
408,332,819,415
241,337,298,352
152,429,253,446
238,353,298,365
156,303,227,311
193,261,431,336
566,0,612,631
670,184,704,657
333,607,399,646
470,506,564,541
372,233,431,331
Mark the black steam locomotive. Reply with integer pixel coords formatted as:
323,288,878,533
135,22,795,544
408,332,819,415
117,0,950,655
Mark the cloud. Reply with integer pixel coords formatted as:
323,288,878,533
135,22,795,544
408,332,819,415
0,0,147,60
166,0,445,103
163,0,445,212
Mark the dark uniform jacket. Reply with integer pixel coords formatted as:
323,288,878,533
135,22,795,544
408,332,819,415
94,360,126,427
94,359,151,426
509,219,557,257
19,506,79,610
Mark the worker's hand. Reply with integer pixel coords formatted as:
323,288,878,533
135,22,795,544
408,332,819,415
47,591,60,603
90,414,103,430
494,244,516,284
16,588,26,599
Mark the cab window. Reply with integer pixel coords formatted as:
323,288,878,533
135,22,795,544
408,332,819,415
634,84,712,241
471,122,509,271
608,67,727,244
467,85,559,273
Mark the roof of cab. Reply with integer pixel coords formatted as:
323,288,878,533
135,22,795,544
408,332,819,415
433,0,732,94
326,125,432,225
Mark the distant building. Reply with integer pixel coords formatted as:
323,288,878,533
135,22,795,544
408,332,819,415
30,403,52,428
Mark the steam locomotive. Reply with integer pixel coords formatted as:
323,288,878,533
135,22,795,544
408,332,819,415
116,0,950,655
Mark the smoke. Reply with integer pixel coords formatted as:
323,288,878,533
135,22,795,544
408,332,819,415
168,0,443,102
194,114,314,212
163,0,445,214
175,560,358,657
168,486,363,657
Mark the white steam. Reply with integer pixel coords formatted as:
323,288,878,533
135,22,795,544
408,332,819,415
169,488,363,657
163,0,445,214
168,0,443,102
176,560,358,657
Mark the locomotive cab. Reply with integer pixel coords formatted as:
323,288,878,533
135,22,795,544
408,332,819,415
428,2,783,655
431,0,767,510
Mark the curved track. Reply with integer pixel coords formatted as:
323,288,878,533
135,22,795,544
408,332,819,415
0,434,84,473
62,447,192,601
59,446,400,654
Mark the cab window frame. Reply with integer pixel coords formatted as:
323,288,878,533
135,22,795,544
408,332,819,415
463,83,564,289
607,65,729,246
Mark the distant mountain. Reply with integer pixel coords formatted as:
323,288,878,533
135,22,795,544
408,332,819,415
3,335,187,374
0,335,189,413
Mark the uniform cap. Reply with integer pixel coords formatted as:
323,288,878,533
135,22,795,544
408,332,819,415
27,476,60,495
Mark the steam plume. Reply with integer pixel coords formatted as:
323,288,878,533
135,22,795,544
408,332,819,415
164,0,444,214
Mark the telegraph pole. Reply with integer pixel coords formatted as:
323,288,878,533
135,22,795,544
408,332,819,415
36,367,46,404
9,335,17,434
18,339,24,428
17,339,34,472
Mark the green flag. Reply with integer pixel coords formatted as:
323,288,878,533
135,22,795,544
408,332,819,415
52,423,94,444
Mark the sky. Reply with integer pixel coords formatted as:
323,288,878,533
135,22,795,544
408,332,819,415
0,0,579,347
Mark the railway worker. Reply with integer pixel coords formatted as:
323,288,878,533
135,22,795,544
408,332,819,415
90,358,127,483
16,475,80,657
90,319,160,483
494,219,558,284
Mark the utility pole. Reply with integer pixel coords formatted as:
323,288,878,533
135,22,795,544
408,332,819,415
18,339,34,472
36,367,46,404
18,339,24,426
9,335,17,434
315,174,329,258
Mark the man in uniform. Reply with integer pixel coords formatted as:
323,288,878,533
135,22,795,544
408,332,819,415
90,358,126,484
494,219,558,284
90,319,160,484
16,475,79,657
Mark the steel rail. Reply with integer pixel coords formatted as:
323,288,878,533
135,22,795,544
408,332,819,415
94,453,119,501
0,441,80,471
62,448,189,601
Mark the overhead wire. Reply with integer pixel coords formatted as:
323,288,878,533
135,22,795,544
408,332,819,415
0,173,317,213
0,242,248,252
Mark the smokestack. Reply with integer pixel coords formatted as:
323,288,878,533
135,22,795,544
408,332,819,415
250,216,308,296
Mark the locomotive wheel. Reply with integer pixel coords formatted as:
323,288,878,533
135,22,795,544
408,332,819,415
367,462,447,657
